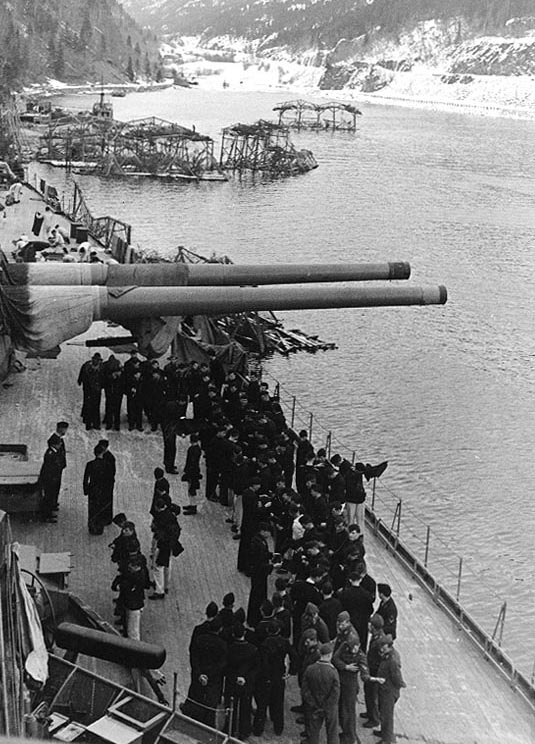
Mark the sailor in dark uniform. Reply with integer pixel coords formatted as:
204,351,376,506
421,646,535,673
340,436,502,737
253,620,298,736
77,353,103,429
123,349,140,386
98,439,116,526
125,365,143,431
181,616,227,728
237,478,262,574
377,584,398,640
38,435,63,522
47,421,68,510
224,623,260,740
83,443,109,534
152,467,170,511
103,357,124,430
142,366,165,432
182,434,202,515
246,523,273,628
160,396,181,473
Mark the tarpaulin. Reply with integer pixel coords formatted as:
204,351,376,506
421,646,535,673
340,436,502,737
191,315,232,346
0,285,94,353
12,544,48,686
172,332,247,374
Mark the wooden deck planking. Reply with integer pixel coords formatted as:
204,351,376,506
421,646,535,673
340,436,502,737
0,187,533,743
1,326,533,744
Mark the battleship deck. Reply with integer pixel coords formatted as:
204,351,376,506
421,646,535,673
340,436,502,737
0,187,534,744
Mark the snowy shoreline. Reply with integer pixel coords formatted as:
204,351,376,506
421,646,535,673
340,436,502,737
28,60,535,123
354,69,535,120
177,52,535,121
355,89,535,120
23,80,173,98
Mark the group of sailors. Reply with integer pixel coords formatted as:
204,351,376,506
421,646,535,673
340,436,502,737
38,423,118,532
108,485,182,640
49,348,405,744
156,361,405,744
76,351,227,443
13,232,102,265
182,584,402,744
38,421,184,638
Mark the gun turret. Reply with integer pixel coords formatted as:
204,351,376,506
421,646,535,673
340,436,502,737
4,261,411,286
2,283,447,355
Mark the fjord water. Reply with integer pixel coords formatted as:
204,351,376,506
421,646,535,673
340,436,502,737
51,87,535,674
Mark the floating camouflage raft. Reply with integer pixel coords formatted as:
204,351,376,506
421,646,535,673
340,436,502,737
172,246,337,358
273,100,362,132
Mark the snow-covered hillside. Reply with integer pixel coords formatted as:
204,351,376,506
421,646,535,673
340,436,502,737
165,35,535,121
134,2,535,118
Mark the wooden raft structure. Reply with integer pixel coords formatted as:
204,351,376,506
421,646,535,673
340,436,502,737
219,119,318,176
98,116,226,180
37,114,115,167
37,115,226,181
274,99,363,132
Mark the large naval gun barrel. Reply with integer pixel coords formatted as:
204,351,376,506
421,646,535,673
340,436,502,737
6,261,411,286
2,283,447,354
95,284,446,320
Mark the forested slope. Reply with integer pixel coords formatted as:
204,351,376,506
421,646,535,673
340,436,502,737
122,0,535,52
0,0,163,89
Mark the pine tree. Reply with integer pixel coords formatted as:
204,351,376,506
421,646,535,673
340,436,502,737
54,41,65,79
80,9,92,48
126,56,134,81
48,33,56,72
3,29,23,85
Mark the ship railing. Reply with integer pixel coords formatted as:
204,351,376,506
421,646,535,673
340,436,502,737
29,654,244,744
31,177,136,259
67,182,133,254
264,369,535,707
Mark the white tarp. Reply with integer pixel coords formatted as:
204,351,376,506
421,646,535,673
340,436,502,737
12,543,48,685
